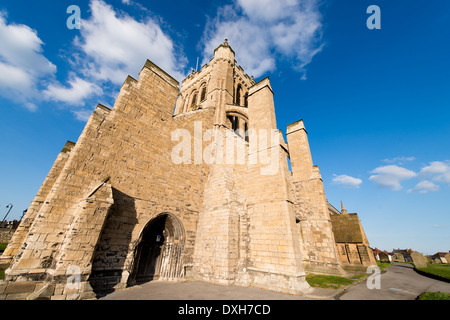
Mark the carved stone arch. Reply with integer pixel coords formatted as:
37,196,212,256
226,111,248,123
226,111,249,141
189,89,199,111
129,213,185,284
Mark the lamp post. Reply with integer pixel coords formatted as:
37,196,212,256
1,204,13,225
20,209,27,221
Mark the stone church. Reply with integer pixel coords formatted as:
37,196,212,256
0,40,374,300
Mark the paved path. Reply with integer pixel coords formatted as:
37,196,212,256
99,263,450,300
337,263,450,300
99,280,316,300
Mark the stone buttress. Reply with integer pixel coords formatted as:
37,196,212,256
286,120,345,276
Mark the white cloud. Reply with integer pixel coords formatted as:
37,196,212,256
0,12,56,109
332,174,363,188
74,0,186,84
383,156,416,164
419,161,450,183
73,108,95,122
369,165,417,191
408,180,440,194
34,0,187,120
43,76,103,105
0,62,34,98
432,224,449,228
201,0,324,78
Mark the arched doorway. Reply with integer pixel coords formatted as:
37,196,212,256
131,213,185,284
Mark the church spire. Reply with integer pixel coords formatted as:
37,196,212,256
341,201,348,214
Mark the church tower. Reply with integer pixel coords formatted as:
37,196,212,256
179,40,311,294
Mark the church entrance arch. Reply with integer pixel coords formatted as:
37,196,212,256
131,213,185,284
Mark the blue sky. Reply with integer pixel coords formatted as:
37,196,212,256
0,0,449,255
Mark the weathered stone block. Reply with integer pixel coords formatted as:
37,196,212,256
4,282,36,294
411,251,427,269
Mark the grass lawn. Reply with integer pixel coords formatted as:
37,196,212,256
0,243,7,251
0,243,9,280
416,263,450,280
417,291,450,300
376,261,392,271
306,274,355,289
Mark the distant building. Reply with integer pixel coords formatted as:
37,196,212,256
0,220,19,244
392,249,413,262
0,220,20,230
431,252,449,264
372,248,393,262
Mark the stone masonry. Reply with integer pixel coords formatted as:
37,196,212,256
0,40,374,300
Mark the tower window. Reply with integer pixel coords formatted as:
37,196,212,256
227,114,248,142
200,86,207,102
190,92,198,111
227,115,236,130
235,84,242,106
244,122,249,142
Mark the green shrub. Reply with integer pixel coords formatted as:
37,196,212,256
417,292,450,300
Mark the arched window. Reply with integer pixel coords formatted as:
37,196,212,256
227,113,249,142
235,84,242,106
200,85,207,102
190,92,198,111
183,95,189,113
244,92,248,108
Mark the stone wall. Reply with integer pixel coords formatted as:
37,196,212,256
0,229,15,244
1,60,215,300
1,141,76,265
330,214,364,243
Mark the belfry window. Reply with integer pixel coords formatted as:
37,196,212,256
190,92,198,111
235,84,242,106
200,86,207,102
